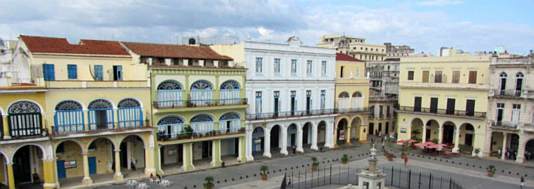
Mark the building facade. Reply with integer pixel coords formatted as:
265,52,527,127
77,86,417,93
318,35,386,61
121,42,247,175
333,53,369,146
212,37,337,160
384,43,414,57
366,59,399,136
396,54,491,156
485,55,534,163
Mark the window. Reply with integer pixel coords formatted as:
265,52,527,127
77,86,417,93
407,71,414,80
452,71,460,83
422,71,429,83
94,65,103,81
414,96,422,112
430,97,438,113
306,90,312,113
340,66,344,78
43,64,55,81
306,60,312,76
468,71,477,84
466,99,475,116
255,91,262,113
273,91,280,115
496,103,504,123
274,58,281,74
321,61,327,76
67,64,77,79
255,57,263,73
113,65,123,81
434,71,442,83
446,98,455,114
512,104,521,124
291,59,297,75
290,91,297,114
320,90,326,110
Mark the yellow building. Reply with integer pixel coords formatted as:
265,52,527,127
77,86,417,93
396,53,490,156
120,41,247,175
14,35,155,188
333,53,369,145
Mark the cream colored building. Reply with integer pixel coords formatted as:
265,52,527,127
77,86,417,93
485,55,534,163
318,35,386,61
396,53,491,156
333,53,369,146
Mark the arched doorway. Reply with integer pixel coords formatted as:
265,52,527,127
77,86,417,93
442,122,456,145
350,117,361,143
12,145,44,188
88,99,114,130
8,101,43,138
270,125,281,153
459,123,475,153
287,124,297,148
336,119,348,145
489,132,504,158
87,138,115,178
302,122,313,148
410,118,424,142
318,121,327,147
119,136,146,177
55,141,84,184
251,127,264,157
524,139,534,162
425,120,439,143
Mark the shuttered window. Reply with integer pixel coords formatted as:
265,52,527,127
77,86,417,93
43,64,55,81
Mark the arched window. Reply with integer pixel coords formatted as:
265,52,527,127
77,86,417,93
8,101,42,137
157,116,184,139
338,92,350,110
88,99,113,110
338,92,349,98
220,112,240,120
352,92,364,109
190,114,214,135
88,99,113,130
499,72,507,95
191,80,213,90
191,114,213,122
190,80,213,106
220,80,241,104
220,112,241,133
118,98,143,128
220,80,240,90
352,92,362,97
515,72,524,96
54,100,84,133
157,80,183,108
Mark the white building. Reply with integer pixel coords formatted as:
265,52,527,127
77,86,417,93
212,37,337,160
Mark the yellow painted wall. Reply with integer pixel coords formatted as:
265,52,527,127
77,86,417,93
210,44,246,67
335,60,369,108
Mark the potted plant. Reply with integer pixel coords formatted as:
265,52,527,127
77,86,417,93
486,165,496,177
203,176,214,189
341,154,349,164
260,165,269,180
473,148,481,157
311,157,320,171
183,127,194,138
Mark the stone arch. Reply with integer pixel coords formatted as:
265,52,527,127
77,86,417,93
190,114,214,122
157,80,183,90
55,100,84,111
87,137,116,152
0,106,5,115
302,122,313,146
352,91,363,97
54,139,84,152
190,79,213,90
350,116,362,142
287,123,298,147
55,140,84,181
7,99,43,114
251,126,265,155
11,143,47,162
87,98,115,110
442,121,456,145
317,120,328,146
425,119,440,142
118,135,146,170
11,144,45,185
524,138,534,162
410,118,424,141
459,123,475,151
338,92,349,98
118,98,142,109
220,112,241,133
0,150,10,164
336,118,348,145
269,124,282,150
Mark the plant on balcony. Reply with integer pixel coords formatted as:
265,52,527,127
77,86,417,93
203,176,214,189
486,165,496,177
311,157,320,171
183,127,193,138
341,154,349,164
260,165,269,181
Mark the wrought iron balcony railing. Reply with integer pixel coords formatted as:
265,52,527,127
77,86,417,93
397,106,486,118
246,108,350,121
157,125,245,141
153,98,247,109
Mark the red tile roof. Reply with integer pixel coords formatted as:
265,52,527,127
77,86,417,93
20,35,130,56
122,42,232,61
336,53,363,62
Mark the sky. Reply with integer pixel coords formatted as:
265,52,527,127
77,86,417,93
0,0,533,55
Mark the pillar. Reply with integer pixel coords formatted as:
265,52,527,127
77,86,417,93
438,125,443,144
325,120,334,148
245,128,254,161
482,129,493,157
238,136,247,162
296,125,304,153
501,133,508,160
516,135,525,163
113,150,123,181
2,115,10,140
211,140,222,167
311,124,318,151
182,143,195,171
144,134,156,177
422,125,427,143
42,159,57,189
452,127,460,153
345,126,352,145
6,163,14,189
82,152,93,185
280,126,288,155
264,128,272,158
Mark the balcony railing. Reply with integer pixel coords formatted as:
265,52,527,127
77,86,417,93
157,124,245,141
490,121,518,129
5,113,47,139
490,89,526,98
44,80,149,88
153,98,247,109
336,107,369,114
52,108,146,135
397,106,486,118
246,109,337,121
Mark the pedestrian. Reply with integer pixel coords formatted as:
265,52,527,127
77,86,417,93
520,176,525,189
404,155,408,167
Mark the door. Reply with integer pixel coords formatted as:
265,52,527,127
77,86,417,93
234,138,239,156
13,146,31,184
94,65,103,81
425,129,431,141
88,157,97,175
202,141,211,159
306,96,311,114
430,97,438,113
291,98,296,115
303,126,309,145
273,95,279,117
120,142,128,168
113,65,123,81
57,160,66,179
369,123,374,135
465,134,473,146
422,71,429,83
290,133,296,147
500,78,506,94
95,110,108,129
465,100,475,116
516,78,523,96
413,97,422,112
468,71,477,84
446,98,455,114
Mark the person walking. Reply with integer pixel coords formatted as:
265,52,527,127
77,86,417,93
404,155,409,167
520,176,525,189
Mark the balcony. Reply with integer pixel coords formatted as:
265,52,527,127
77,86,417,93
490,121,519,129
44,80,149,88
490,89,533,99
1,113,48,140
336,107,369,114
400,82,489,90
51,109,148,136
153,98,247,109
397,106,486,119
157,123,245,141
246,109,336,121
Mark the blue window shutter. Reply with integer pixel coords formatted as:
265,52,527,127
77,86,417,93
94,65,103,80
68,64,77,79
43,64,55,81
